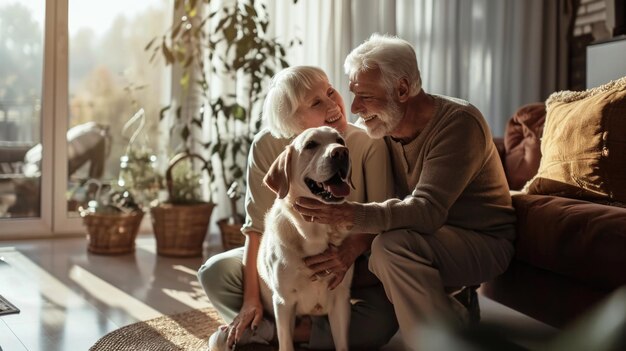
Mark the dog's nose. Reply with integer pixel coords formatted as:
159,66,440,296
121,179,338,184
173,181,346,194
331,146,349,161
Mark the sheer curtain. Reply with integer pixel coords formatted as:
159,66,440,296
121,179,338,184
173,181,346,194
268,0,573,137
267,0,396,117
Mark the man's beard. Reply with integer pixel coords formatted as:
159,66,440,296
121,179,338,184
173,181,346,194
363,100,403,139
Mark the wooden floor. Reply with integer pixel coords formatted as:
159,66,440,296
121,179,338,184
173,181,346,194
0,234,555,351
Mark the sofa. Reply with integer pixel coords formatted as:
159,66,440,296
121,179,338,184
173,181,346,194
481,79,626,329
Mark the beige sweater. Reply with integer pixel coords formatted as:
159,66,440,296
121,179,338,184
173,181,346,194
242,124,394,236
353,95,516,240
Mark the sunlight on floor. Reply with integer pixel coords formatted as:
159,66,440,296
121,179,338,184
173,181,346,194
162,265,212,310
69,265,161,321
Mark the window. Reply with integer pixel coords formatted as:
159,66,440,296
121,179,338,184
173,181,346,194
0,0,172,236
0,0,44,220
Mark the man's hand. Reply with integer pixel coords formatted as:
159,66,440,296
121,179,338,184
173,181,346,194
304,234,371,290
294,197,358,229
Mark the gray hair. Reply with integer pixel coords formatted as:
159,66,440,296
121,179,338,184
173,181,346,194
262,66,329,138
344,33,422,97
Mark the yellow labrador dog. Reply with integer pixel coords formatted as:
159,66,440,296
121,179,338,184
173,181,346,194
259,126,354,351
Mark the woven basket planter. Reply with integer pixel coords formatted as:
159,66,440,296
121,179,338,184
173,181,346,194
150,152,215,257
217,215,245,251
151,202,214,257
81,210,144,255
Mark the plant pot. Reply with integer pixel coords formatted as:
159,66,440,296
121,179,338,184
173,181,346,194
150,202,215,257
80,210,144,255
217,214,246,251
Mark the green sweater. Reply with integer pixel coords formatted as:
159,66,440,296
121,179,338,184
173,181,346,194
353,94,516,240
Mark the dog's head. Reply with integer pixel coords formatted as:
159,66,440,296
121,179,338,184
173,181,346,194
264,126,353,203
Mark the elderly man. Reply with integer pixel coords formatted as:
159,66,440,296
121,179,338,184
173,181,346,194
295,34,516,349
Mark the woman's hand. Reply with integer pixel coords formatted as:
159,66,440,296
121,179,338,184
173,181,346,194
227,299,264,348
304,234,369,290
294,197,358,229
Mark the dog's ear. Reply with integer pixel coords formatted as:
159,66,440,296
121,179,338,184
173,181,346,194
264,145,293,199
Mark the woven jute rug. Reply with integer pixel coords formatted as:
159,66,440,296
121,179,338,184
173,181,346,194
90,307,225,351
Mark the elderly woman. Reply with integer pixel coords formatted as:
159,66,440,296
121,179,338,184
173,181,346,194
198,66,398,349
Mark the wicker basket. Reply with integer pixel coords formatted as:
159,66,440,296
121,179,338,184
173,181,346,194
150,152,215,257
151,202,214,257
81,210,144,255
217,215,245,250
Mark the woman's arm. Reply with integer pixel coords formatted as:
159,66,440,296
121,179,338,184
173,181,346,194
228,231,264,345
228,131,287,345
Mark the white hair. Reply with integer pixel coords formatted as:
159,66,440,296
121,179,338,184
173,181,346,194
262,66,329,138
344,33,422,97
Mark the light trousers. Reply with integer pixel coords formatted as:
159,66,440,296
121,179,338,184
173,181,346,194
369,226,515,351
197,247,398,349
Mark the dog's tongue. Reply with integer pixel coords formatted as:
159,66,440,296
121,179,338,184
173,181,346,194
324,181,350,198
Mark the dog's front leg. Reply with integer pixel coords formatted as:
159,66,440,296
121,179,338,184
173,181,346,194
328,286,351,351
273,296,296,351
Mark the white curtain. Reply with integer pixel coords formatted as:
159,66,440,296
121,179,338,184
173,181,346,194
268,0,564,137
267,0,396,119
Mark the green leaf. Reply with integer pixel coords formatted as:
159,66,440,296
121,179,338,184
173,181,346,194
161,39,175,65
180,71,190,90
244,4,257,18
190,0,198,13
181,125,190,141
171,22,183,40
159,105,171,121
231,141,241,162
183,56,194,68
232,104,246,121
144,37,157,51
149,48,159,63
224,23,237,44
211,142,221,155
232,167,243,180
176,105,182,120
216,16,229,32
218,143,227,160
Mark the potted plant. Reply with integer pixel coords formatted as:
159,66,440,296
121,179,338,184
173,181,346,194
79,179,144,255
150,152,215,257
216,181,246,250
118,108,161,209
146,0,296,249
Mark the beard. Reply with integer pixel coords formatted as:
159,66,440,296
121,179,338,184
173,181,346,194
362,99,403,139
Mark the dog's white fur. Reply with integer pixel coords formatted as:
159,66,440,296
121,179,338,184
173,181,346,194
259,126,354,351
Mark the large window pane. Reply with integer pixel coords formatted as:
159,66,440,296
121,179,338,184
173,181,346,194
66,0,172,215
0,0,44,219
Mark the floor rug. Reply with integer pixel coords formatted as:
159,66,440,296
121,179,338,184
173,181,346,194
90,307,225,351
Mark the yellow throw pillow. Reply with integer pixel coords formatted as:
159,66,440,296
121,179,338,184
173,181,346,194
524,76,626,202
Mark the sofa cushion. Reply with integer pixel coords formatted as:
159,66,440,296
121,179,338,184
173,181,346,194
512,194,626,289
503,103,545,190
524,77,626,202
